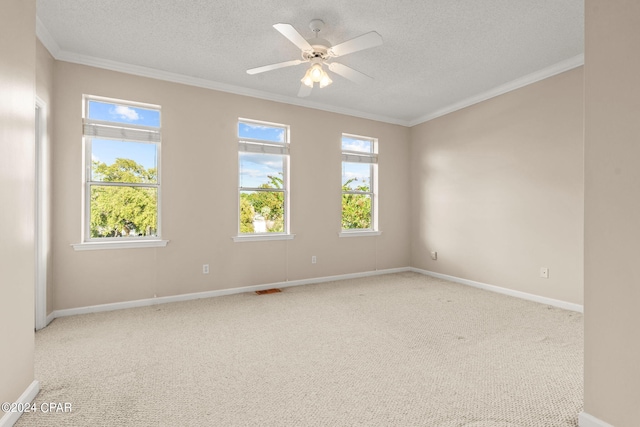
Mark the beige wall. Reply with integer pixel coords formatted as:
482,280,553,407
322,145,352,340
51,62,411,310
36,40,55,317
410,68,584,305
584,1,640,425
0,0,36,406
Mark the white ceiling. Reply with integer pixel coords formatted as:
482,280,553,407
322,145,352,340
35,0,584,126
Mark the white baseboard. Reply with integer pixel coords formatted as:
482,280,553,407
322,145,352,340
579,412,615,427
411,268,584,313
50,267,412,319
45,312,55,326
47,266,583,321
0,381,40,427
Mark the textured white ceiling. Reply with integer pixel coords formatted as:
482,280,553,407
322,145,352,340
35,0,584,126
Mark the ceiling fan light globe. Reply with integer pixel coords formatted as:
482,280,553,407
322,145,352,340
319,73,332,88
310,64,324,82
301,69,314,88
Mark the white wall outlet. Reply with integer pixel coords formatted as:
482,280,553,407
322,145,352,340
430,251,438,260
540,267,549,279
311,256,317,264
203,264,210,274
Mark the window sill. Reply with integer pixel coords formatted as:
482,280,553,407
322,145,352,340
232,234,295,242
338,230,382,238
72,240,169,251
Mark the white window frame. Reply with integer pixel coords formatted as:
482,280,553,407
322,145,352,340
339,133,381,237
233,118,293,242
73,95,167,251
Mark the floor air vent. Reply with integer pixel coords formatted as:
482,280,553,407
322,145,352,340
255,288,282,295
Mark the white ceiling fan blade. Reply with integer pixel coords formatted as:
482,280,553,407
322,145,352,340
247,60,303,75
273,23,313,52
328,31,383,57
297,84,312,98
328,62,373,84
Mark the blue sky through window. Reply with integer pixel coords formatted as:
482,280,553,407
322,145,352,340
342,162,371,190
342,136,372,153
239,152,284,188
238,122,286,143
91,139,157,172
88,100,160,173
88,100,160,128
238,121,287,188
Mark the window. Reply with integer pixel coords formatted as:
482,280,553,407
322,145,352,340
236,119,291,240
82,96,162,243
341,133,379,235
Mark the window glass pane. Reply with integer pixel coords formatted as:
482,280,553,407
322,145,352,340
90,185,157,238
91,139,158,183
240,190,284,234
239,121,286,143
342,136,372,153
342,162,371,191
342,193,372,230
88,100,160,128
239,152,284,188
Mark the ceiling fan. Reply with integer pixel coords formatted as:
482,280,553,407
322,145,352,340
247,19,383,97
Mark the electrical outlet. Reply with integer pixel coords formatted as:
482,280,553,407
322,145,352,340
203,264,210,274
311,256,317,264
540,267,549,279
430,251,438,260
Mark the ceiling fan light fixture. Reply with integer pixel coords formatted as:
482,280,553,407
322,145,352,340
310,63,324,82
248,21,382,97
301,68,314,88
319,72,332,88
301,63,332,88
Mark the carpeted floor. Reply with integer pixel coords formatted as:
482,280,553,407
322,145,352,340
16,272,583,426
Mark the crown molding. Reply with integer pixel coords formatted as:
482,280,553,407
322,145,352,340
35,16,61,57
35,18,583,129
408,53,585,127
34,29,409,127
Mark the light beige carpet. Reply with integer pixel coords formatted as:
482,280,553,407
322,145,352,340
16,272,583,426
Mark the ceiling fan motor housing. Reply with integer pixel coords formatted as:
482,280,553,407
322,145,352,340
304,19,332,60
302,42,331,61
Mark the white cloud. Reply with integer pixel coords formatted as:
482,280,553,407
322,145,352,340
110,105,139,121
344,171,366,179
243,123,286,142
263,160,283,170
241,153,283,171
245,124,274,131
241,168,264,178
342,138,371,153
